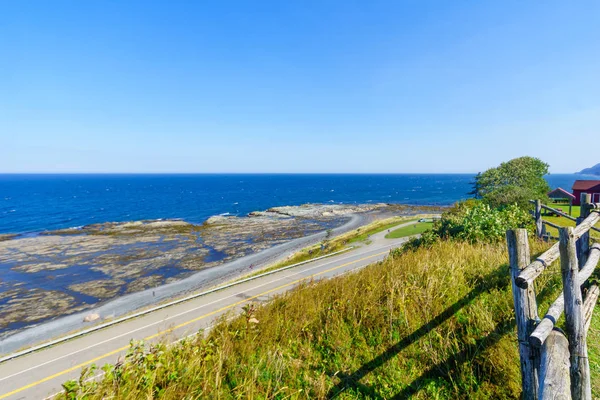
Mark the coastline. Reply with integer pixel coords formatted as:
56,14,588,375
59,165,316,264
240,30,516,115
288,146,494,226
0,203,444,354
0,213,369,354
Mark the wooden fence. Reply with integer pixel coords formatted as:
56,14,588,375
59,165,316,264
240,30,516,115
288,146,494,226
531,198,600,240
507,193,600,400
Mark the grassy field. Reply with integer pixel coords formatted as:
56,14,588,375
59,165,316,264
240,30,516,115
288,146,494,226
345,217,422,244
385,221,433,239
547,203,579,217
233,216,426,281
58,237,600,399
538,203,600,240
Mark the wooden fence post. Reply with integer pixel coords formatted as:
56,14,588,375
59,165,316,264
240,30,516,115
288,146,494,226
539,329,572,400
542,223,547,241
559,227,591,400
576,194,591,266
507,229,539,399
535,200,543,238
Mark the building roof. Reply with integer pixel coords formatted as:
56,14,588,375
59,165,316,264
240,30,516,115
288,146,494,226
548,187,576,199
572,180,600,191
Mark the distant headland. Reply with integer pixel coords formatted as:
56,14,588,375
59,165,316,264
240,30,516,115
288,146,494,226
578,163,600,176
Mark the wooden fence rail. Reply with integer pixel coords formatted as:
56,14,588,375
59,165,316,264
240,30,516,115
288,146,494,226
507,193,600,400
530,199,600,237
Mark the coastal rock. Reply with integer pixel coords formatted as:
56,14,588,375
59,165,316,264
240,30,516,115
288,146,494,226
0,289,86,333
205,215,235,225
0,203,446,338
267,203,388,218
83,313,100,322
69,279,126,299
0,234,16,242
125,275,164,294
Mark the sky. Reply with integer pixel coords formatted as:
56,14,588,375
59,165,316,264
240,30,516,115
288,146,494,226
1,1,600,173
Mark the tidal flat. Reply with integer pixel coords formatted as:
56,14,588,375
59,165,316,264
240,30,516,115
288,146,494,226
0,203,442,338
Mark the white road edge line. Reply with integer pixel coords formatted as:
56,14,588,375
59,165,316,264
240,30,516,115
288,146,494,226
0,248,363,382
0,242,402,382
40,259,373,400
0,247,355,363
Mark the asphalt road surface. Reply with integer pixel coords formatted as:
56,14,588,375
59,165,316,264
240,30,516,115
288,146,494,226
0,224,417,400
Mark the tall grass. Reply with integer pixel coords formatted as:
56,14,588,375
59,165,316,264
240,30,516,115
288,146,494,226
62,239,564,399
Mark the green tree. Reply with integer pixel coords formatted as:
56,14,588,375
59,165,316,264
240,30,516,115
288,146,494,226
467,172,482,199
472,156,550,208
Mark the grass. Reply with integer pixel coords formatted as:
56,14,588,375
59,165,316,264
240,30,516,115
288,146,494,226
547,203,579,217
385,221,433,239
60,237,595,399
238,216,429,281
346,217,421,244
235,242,350,281
539,203,600,240
589,306,600,396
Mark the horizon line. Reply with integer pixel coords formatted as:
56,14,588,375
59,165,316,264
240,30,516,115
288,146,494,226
0,171,580,175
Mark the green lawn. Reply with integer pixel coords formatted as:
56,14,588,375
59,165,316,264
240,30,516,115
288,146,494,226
385,221,433,239
546,203,579,217
348,218,420,243
539,203,600,240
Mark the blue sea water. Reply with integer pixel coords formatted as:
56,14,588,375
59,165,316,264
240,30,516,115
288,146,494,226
0,173,590,234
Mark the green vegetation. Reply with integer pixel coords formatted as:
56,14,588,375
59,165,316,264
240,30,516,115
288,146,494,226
233,217,424,282
471,156,550,209
56,157,600,399
402,200,532,252
236,216,425,281
346,217,421,244
548,203,579,217
385,221,432,238
237,241,349,281
535,203,600,241
61,238,566,399
59,192,595,399
589,315,600,394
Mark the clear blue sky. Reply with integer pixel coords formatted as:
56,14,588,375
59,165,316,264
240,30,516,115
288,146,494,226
2,1,599,173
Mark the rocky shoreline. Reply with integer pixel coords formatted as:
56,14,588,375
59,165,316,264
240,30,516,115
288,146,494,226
0,203,443,340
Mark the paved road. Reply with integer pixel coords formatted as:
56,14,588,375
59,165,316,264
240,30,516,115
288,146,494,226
0,225,417,400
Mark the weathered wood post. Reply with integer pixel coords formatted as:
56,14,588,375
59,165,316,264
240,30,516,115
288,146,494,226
569,197,573,217
539,329,572,400
576,194,591,266
542,223,547,241
559,227,591,400
535,200,543,238
507,229,539,399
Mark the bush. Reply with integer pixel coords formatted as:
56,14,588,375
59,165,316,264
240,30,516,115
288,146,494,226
435,201,531,243
396,200,532,254
471,156,550,209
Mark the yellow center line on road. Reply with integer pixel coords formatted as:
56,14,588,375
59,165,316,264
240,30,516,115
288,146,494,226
0,250,388,400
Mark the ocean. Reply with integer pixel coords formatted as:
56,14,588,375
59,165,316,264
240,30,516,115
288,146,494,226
0,173,590,234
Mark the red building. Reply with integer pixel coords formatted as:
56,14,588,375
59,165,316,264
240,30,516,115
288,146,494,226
572,180,600,205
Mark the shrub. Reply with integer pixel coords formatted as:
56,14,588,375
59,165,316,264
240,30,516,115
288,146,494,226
471,156,550,209
435,201,531,243
396,200,532,254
